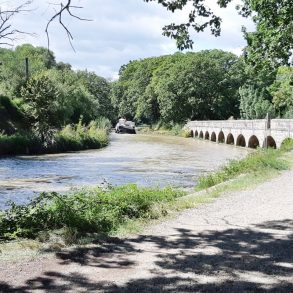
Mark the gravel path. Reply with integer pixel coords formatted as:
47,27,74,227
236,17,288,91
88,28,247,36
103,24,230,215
1,170,293,292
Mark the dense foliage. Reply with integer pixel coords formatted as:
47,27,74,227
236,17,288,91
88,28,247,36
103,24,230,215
1,44,292,154
0,185,183,240
112,50,292,124
146,0,292,70
112,50,246,124
0,44,114,155
240,66,293,119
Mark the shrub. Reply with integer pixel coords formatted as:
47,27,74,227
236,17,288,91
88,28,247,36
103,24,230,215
0,133,40,155
182,129,192,138
0,185,183,240
53,119,109,152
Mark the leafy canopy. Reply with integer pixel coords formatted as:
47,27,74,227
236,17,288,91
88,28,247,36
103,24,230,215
145,0,292,68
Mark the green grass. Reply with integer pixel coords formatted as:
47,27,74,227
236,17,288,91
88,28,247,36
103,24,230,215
0,184,184,242
196,141,293,190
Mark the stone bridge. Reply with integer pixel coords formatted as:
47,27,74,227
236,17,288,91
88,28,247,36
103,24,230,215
185,119,293,148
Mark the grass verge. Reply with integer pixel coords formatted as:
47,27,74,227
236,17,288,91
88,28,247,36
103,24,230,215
197,139,293,190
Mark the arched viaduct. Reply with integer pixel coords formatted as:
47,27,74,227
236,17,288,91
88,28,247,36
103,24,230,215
185,119,293,149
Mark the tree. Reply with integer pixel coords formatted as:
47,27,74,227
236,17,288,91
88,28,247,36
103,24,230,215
270,66,293,117
242,0,293,69
112,50,246,124
76,70,114,121
0,1,32,46
0,44,56,97
20,73,62,142
152,50,245,122
0,94,26,134
1,1,291,71
145,0,292,68
239,85,274,119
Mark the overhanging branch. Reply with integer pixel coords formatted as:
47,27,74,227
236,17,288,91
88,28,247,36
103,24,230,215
45,0,92,51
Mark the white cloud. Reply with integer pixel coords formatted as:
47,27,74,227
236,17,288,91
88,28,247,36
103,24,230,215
2,0,255,78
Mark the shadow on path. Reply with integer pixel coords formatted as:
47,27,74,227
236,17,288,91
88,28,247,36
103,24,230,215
1,219,292,292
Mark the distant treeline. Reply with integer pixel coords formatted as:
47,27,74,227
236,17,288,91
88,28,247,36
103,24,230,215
111,50,292,124
0,45,292,155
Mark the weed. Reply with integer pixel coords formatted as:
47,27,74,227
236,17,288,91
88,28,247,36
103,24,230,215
0,185,184,241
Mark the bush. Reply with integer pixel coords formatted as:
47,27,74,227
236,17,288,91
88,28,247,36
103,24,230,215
0,95,27,135
182,129,192,138
0,185,183,240
280,138,293,152
0,118,110,156
55,119,109,152
0,133,40,155
140,120,186,137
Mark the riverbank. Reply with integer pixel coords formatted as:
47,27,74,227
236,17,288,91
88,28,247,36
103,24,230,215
137,122,192,138
1,150,293,291
1,139,292,251
0,120,110,156
0,133,246,208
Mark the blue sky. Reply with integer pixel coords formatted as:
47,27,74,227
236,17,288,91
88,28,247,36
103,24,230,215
4,0,254,79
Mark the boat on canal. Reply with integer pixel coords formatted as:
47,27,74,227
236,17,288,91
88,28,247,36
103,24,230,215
115,118,136,134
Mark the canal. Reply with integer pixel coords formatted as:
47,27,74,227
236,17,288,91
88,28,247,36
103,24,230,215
0,134,249,208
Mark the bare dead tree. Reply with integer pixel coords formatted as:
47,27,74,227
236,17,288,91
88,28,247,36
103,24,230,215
45,0,91,51
0,1,33,46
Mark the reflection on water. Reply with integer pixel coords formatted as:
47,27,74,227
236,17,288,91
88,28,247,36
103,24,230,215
0,133,249,207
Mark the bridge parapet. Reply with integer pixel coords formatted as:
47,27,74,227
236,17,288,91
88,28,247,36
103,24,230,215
271,119,293,131
186,120,267,130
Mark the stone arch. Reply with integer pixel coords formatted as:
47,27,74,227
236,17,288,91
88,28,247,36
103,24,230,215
226,133,235,145
204,131,209,140
190,130,194,138
211,132,216,142
194,130,198,137
199,131,204,139
263,136,276,149
248,135,260,149
236,134,246,147
218,131,225,143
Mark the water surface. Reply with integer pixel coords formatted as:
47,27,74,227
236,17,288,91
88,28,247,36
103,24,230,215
0,134,249,208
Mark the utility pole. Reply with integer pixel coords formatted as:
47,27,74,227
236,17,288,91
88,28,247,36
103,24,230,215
25,57,29,81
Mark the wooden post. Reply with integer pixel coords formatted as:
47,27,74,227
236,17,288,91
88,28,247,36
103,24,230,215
25,57,29,81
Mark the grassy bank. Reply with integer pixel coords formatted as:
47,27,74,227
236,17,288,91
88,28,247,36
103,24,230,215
0,118,111,156
0,185,184,242
1,138,293,258
197,138,293,190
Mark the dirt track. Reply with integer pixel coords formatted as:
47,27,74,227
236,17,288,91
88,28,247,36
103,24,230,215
1,169,293,292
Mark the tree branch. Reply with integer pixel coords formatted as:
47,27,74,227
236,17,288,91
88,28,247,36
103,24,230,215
0,1,33,46
45,0,92,51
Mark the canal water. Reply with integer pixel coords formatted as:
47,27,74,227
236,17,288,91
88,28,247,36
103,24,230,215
0,134,249,208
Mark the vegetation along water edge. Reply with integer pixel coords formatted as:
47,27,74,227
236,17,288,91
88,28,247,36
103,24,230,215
1,138,293,257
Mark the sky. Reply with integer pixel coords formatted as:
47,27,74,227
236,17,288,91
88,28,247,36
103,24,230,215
2,0,254,79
